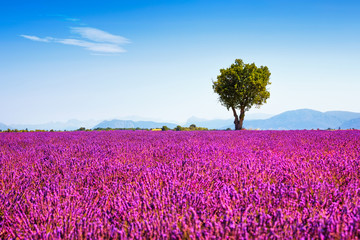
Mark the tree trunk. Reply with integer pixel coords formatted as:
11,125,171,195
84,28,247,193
231,107,241,130
239,108,245,130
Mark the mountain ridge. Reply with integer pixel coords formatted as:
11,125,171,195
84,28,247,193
7,119,101,131
93,120,178,129
0,122,10,131
340,118,360,129
2,109,360,131
222,109,360,130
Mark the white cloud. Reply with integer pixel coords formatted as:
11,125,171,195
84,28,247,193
57,39,126,53
21,27,129,54
65,18,80,22
71,27,130,44
20,35,52,42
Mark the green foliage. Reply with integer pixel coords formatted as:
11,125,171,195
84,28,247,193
174,124,208,131
175,125,183,131
212,59,271,130
213,59,271,111
3,128,29,133
93,127,149,131
161,126,170,131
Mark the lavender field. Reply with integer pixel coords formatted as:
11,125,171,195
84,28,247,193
1,130,360,239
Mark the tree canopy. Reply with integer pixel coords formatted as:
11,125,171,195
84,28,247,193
212,59,271,130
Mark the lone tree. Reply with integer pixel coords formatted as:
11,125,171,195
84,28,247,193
213,59,271,130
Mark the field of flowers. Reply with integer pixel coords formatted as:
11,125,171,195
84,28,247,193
1,130,360,239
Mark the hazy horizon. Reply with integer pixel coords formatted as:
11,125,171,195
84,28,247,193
2,111,274,126
3,108,360,126
1,1,359,125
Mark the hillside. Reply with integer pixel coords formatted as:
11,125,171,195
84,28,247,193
0,122,10,131
340,118,360,129
221,109,360,130
185,117,232,129
9,119,101,131
94,120,178,129
184,113,273,129
246,109,341,130
324,111,360,122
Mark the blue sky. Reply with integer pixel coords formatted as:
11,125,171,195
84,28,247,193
1,0,360,124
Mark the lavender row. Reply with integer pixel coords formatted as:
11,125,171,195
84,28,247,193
1,130,360,239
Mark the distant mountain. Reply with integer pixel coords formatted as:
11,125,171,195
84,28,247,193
340,118,360,129
10,119,101,131
185,113,273,129
324,111,360,122
3,109,360,131
94,120,178,129
185,117,232,129
221,109,360,130
245,113,274,120
0,122,10,131
247,109,342,130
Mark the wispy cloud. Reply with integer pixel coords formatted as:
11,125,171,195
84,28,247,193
46,14,81,23
21,27,129,54
20,35,52,42
71,27,130,44
65,18,80,22
58,38,126,53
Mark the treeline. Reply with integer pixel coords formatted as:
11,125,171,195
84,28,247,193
93,124,210,131
92,127,150,131
172,124,208,131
